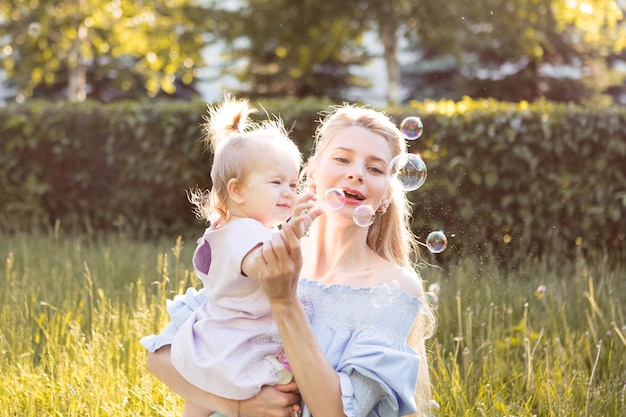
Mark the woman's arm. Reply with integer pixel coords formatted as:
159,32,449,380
147,346,301,417
257,225,346,417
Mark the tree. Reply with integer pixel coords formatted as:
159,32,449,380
0,0,216,101
345,0,425,105
214,0,371,101
401,0,626,103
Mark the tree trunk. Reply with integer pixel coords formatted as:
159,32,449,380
379,22,400,105
68,1,87,102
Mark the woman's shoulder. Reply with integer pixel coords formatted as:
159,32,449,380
361,258,423,302
386,264,425,301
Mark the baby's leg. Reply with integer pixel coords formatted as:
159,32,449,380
182,400,214,417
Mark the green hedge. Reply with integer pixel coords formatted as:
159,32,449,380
1,97,624,261
1,100,208,235
0,98,327,236
399,98,626,261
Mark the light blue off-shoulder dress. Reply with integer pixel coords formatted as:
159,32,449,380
297,279,422,417
141,278,422,417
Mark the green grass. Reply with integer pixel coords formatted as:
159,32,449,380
1,228,624,416
421,250,626,416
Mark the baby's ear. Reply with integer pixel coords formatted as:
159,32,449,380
227,178,245,204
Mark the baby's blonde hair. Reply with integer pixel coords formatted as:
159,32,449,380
190,96,302,224
305,103,436,416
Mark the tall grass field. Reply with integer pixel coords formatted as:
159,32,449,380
1,228,624,416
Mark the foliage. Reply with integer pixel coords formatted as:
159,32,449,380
214,0,371,100
341,0,425,104
0,97,329,235
3,97,623,261
2,0,624,104
392,97,626,262
401,0,626,103
0,232,624,415
0,99,209,234
0,0,216,101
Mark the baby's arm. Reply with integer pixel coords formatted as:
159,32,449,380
241,203,322,279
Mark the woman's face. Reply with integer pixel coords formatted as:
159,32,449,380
312,125,394,220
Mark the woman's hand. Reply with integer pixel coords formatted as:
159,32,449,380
257,208,321,306
239,383,301,417
257,224,301,305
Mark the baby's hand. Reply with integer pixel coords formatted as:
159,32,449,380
293,192,316,217
287,192,322,239
287,207,323,240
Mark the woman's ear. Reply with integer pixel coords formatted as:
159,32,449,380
227,178,245,204
384,184,393,205
377,199,391,214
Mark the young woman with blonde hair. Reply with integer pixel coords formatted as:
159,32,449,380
147,102,436,417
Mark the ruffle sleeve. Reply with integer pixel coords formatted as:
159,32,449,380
337,332,420,417
139,287,207,352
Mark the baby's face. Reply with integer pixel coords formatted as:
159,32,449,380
238,152,299,228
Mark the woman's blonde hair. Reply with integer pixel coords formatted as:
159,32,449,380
304,103,436,416
190,95,302,224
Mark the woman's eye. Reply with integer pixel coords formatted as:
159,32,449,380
369,166,384,174
334,157,349,163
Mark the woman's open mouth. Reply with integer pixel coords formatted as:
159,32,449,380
343,190,365,201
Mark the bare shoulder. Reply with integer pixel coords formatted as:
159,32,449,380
386,265,424,300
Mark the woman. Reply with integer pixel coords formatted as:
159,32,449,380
147,103,435,417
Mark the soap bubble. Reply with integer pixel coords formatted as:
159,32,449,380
426,231,447,253
389,153,427,191
28,23,42,37
324,188,345,210
535,285,547,300
400,116,423,140
353,205,375,227
370,281,400,308
400,116,424,140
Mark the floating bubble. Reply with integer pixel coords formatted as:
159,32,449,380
370,281,400,308
400,116,424,140
324,188,345,210
389,153,427,191
535,284,547,300
353,205,375,227
426,231,448,253
27,22,41,37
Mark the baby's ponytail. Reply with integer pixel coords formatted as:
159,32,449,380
201,95,258,153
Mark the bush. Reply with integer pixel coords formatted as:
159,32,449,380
1,97,624,261
0,98,327,236
388,98,626,263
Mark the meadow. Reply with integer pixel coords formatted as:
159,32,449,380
0,226,624,416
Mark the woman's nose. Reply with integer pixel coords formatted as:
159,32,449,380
346,168,364,182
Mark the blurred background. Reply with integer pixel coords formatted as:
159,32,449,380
2,0,626,106
0,0,625,261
